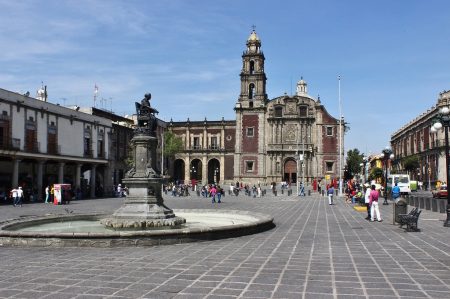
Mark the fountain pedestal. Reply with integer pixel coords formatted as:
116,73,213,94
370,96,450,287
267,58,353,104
102,94,185,230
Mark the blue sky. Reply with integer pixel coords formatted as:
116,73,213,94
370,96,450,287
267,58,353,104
1,0,450,156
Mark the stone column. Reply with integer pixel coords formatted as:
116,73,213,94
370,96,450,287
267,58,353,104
184,157,190,183
37,160,45,201
220,155,225,183
76,164,82,188
58,162,65,183
202,156,208,185
103,165,112,197
272,123,275,144
90,165,97,198
12,159,20,188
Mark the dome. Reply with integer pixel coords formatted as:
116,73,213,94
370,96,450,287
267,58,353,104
248,30,260,42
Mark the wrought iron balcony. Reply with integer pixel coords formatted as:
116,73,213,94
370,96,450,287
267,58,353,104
0,138,20,150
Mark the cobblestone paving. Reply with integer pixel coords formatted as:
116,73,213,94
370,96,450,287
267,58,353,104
0,192,449,299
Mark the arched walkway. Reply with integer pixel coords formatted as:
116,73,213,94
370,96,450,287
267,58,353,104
173,159,185,184
207,158,220,184
190,159,202,183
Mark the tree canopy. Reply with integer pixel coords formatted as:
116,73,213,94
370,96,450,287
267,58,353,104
369,167,384,181
402,155,420,173
163,131,183,157
345,148,364,179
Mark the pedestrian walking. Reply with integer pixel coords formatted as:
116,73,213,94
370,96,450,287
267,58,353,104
11,187,18,207
16,186,23,207
210,185,217,203
392,183,400,200
364,184,371,220
45,185,50,203
217,185,222,203
369,185,382,222
327,185,335,205
50,185,54,204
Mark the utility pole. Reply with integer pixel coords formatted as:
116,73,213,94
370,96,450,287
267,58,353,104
338,76,343,197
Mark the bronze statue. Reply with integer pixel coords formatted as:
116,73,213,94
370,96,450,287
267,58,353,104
135,93,159,136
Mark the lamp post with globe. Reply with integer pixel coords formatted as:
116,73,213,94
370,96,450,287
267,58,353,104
430,106,450,227
382,147,394,205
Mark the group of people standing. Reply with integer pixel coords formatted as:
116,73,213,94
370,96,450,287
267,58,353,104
10,186,24,207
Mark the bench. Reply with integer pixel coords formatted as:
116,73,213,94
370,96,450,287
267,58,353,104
398,208,421,232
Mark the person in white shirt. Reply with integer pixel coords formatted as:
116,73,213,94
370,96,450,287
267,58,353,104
364,184,371,220
16,186,23,207
45,186,50,203
11,188,18,207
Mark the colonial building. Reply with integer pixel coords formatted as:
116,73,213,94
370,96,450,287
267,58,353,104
169,30,342,186
0,87,112,200
391,90,450,189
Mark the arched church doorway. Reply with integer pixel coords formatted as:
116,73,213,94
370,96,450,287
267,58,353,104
284,159,297,184
173,159,185,184
207,158,220,184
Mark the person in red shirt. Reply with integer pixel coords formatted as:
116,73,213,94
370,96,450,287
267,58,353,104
369,185,382,222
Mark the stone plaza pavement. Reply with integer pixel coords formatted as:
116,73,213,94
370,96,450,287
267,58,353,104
0,192,449,299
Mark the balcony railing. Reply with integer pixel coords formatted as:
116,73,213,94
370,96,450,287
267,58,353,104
0,138,20,150
186,145,225,152
25,141,40,153
84,149,94,158
47,143,60,155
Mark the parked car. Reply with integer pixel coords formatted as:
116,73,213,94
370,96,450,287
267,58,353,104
432,186,447,198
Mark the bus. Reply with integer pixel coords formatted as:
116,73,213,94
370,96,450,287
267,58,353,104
387,174,411,195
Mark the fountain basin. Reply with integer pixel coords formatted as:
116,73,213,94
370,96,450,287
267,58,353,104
0,209,274,247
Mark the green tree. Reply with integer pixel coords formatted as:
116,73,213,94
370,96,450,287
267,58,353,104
164,131,183,157
369,167,383,181
402,155,420,174
345,148,364,179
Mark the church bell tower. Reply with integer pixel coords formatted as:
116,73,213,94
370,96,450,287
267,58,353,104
234,29,268,183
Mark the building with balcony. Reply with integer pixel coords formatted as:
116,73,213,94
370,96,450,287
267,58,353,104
168,30,342,186
390,90,450,189
0,87,113,201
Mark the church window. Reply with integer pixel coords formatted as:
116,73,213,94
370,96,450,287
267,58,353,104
326,127,333,136
326,161,334,172
249,83,255,99
249,101,254,108
274,106,283,117
299,106,307,117
250,61,255,74
247,127,254,137
246,161,254,172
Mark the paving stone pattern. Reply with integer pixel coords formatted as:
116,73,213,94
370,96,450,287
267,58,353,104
0,192,449,299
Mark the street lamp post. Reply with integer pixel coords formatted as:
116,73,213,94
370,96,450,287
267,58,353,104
431,106,450,227
214,167,219,185
382,147,394,205
362,156,368,183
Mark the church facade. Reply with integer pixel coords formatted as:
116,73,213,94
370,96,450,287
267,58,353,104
168,30,342,186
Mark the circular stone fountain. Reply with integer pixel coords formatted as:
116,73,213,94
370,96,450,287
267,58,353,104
0,93,274,247
0,209,274,247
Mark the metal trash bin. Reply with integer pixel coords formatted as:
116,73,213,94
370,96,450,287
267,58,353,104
394,197,408,223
